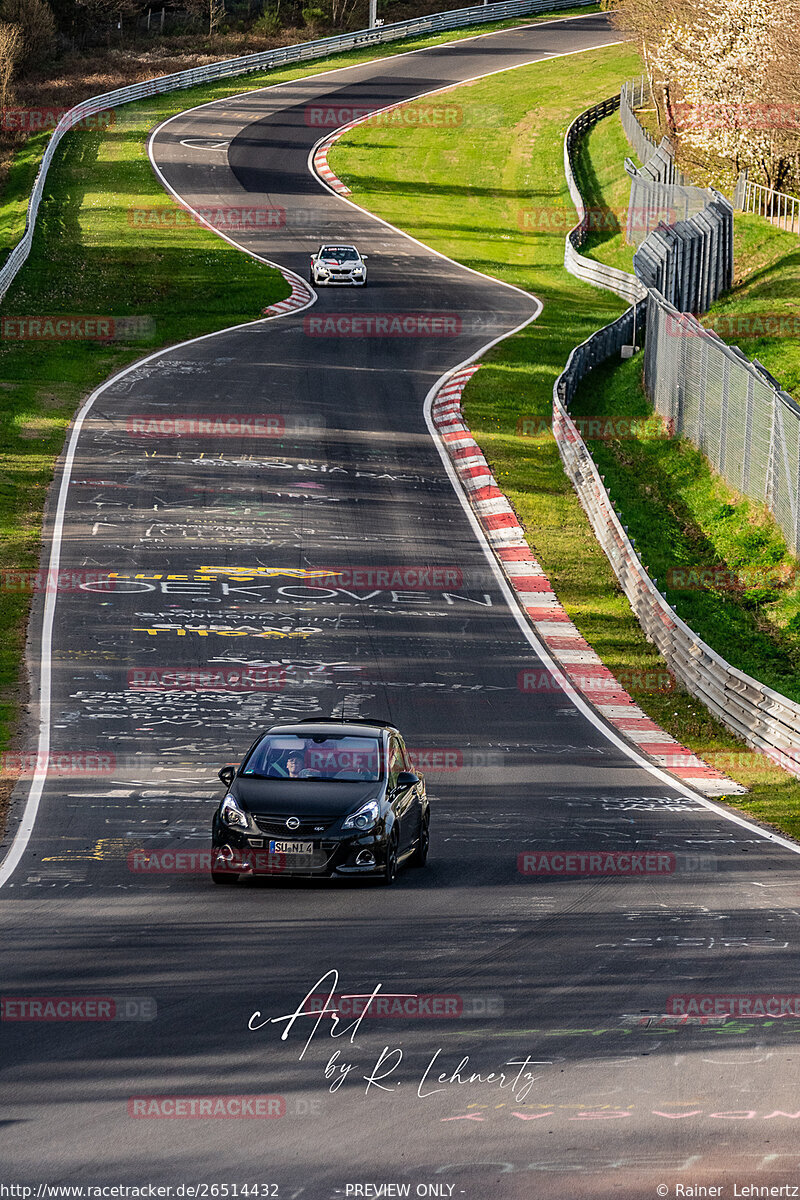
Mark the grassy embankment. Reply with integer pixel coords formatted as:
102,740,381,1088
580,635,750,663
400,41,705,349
330,42,800,837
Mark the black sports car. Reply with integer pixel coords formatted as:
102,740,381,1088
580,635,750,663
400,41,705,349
211,718,429,886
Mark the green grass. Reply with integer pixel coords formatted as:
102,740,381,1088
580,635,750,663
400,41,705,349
0,4,600,777
570,358,800,698
331,42,800,838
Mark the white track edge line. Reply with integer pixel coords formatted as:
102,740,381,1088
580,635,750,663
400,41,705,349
5,19,794,888
0,13,607,889
0,307,319,889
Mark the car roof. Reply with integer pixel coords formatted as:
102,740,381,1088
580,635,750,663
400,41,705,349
265,719,396,738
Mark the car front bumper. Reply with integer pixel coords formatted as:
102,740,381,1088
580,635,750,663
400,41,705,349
211,824,388,879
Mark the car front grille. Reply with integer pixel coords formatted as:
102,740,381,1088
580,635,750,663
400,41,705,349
252,813,335,837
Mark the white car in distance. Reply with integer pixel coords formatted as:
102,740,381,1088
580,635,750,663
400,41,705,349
310,244,368,286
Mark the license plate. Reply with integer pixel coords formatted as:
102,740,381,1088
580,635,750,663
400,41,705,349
269,840,314,854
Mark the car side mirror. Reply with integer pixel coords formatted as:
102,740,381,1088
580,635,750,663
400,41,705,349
218,765,236,787
361,254,368,260
396,771,419,788
310,254,317,260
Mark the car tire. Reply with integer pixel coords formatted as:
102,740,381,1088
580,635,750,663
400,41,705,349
379,830,399,886
211,869,238,885
211,847,238,884
409,812,429,868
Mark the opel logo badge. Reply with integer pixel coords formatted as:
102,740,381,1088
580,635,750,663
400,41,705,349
286,816,300,830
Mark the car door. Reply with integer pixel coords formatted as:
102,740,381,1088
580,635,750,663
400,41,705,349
397,735,423,848
388,736,413,852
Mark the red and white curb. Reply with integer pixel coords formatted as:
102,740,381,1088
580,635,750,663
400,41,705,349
311,93,442,197
432,366,745,799
262,271,315,316
312,136,352,195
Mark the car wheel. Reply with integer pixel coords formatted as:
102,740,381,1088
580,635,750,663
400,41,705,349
211,847,238,885
211,869,238,885
379,830,399,886
410,812,429,867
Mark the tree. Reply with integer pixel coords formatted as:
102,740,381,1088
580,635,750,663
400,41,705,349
0,0,54,69
650,0,799,190
0,20,21,110
609,0,694,132
184,0,225,35
610,0,800,192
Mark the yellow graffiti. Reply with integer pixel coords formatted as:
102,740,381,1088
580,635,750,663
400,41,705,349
197,566,340,581
133,627,314,639
43,838,131,863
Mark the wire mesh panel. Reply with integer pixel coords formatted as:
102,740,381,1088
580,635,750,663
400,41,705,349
643,290,800,555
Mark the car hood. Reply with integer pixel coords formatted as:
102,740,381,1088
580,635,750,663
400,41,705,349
320,257,358,265
232,778,379,816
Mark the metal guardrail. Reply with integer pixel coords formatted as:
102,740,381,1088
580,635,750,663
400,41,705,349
0,0,594,304
562,96,647,304
734,171,800,233
554,95,800,778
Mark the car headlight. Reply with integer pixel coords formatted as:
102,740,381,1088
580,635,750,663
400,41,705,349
316,266,329,275
221,793,248,829
352,267,364,274
343,799,380,831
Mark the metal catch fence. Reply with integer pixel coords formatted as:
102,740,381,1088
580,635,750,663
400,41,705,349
644,291,800,556
555,92,800,778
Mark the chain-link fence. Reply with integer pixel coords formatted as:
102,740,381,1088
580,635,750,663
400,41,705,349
625,145,706,246
644,290,800,555
618,77,734,314
619,75,657,165
554,91,800,775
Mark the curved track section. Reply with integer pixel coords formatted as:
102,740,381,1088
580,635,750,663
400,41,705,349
3,16,800,1198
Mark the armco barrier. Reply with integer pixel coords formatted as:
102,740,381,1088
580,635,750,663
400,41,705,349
0,0,594,303
563,96,647,304
555,97,800,778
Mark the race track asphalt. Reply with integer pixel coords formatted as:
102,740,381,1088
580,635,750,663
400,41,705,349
2,14,800,1198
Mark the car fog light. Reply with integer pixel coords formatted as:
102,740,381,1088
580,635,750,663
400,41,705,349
356,850,375,865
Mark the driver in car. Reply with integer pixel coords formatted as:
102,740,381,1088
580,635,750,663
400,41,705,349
285,751,305,778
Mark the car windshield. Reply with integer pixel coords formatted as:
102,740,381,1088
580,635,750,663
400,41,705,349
242,734,382,781
320,246,358,260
